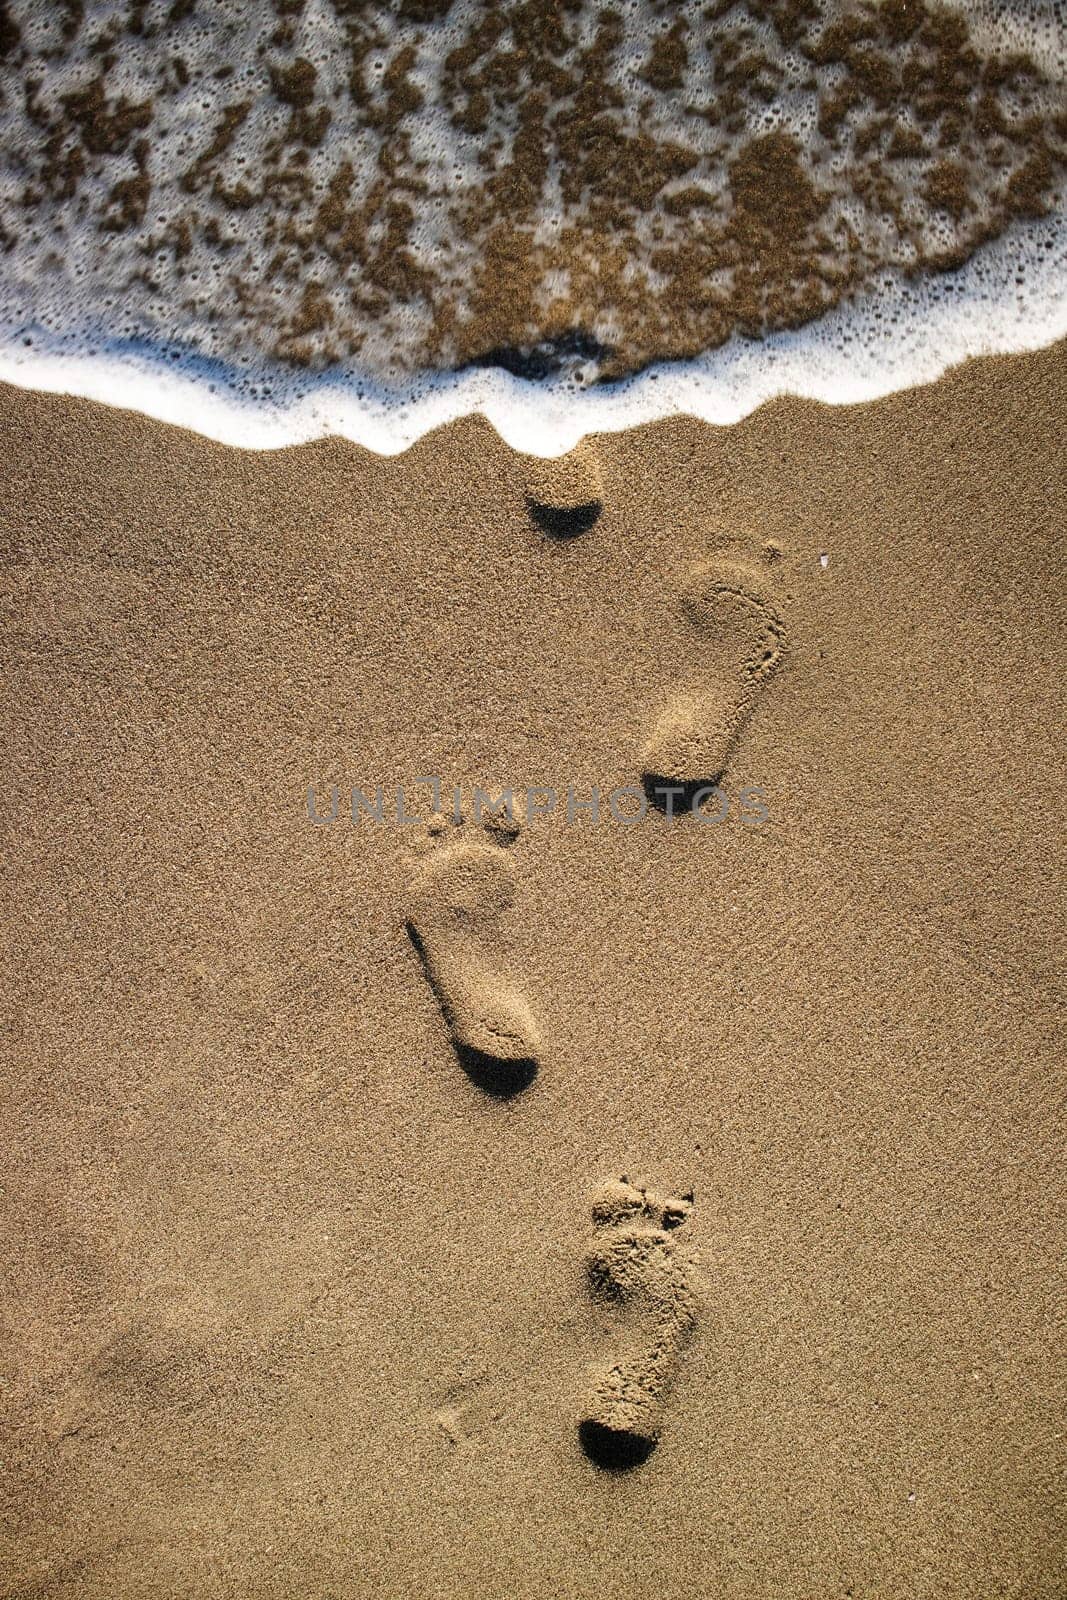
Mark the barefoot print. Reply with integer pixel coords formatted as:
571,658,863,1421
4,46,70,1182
642,540,787,808
405,804,540,1096
521,441,603,539
580,1178,699,1470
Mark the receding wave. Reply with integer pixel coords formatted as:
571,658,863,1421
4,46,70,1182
0,0,1064,450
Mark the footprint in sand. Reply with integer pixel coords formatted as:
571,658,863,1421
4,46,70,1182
642,540,787,809
431,1363,504,1448
522,441,603,539
580,1177,699,1469
405,809,540,1096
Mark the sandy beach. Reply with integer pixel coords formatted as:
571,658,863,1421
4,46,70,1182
1,339,1064,1597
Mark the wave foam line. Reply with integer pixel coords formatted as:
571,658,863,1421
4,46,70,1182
0,219,1064,458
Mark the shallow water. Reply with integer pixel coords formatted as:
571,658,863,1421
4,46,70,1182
0,0,1064,450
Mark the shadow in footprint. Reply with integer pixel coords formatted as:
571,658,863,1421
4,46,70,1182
455,1042,538,1100
579,1418,656,1471
525,497,603,540
641,773,727,815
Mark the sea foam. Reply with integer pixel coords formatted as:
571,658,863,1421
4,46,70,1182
0,0,1064,455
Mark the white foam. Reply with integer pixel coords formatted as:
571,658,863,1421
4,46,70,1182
0,213,1063,456
0,0,1064,453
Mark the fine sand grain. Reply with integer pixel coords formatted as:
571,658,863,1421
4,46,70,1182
1,343,1065,1598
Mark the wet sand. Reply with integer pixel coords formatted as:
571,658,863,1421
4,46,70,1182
1,341,1064,1598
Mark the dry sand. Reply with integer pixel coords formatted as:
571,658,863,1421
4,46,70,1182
1,342,1065,1598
